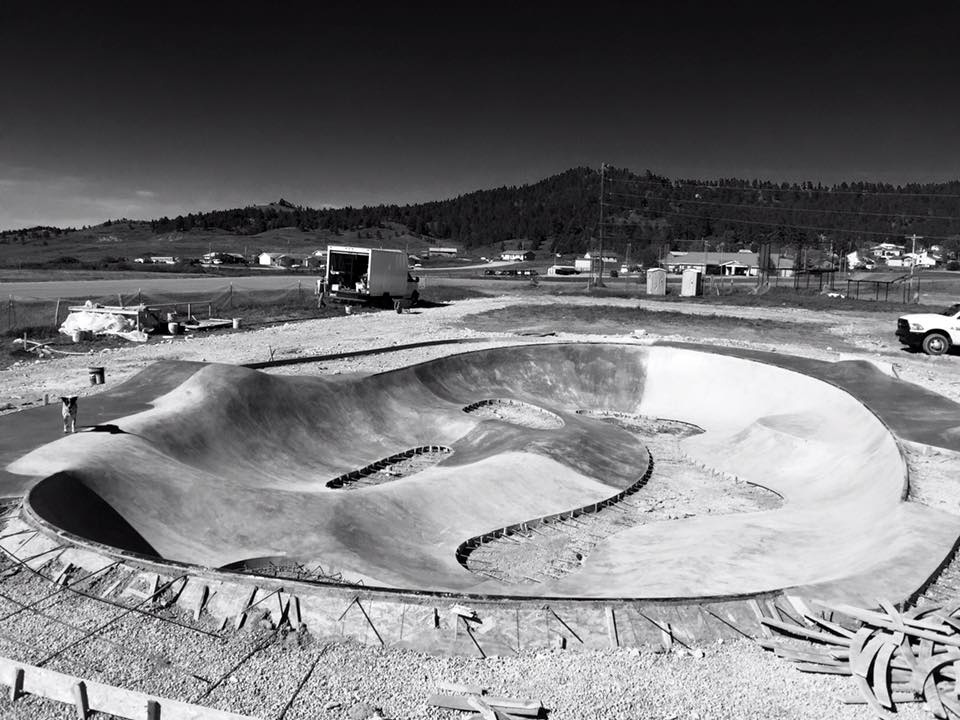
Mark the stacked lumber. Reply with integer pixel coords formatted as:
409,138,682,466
427,680,544,719
761,598,960,719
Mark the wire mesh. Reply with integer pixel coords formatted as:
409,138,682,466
1,281,320,336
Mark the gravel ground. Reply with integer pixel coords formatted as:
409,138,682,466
466,424,780,586
1,290,959,719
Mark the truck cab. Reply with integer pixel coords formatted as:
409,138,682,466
896,303,960,355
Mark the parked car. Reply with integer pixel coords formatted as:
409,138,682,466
896,303,960,355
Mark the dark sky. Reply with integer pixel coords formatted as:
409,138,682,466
1,1,958,228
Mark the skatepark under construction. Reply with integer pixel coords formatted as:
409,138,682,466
3,341,960,654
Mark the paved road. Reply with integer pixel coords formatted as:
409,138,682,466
0,274,319,301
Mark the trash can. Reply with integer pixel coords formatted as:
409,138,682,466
232,318,241,329
167,321,182,335
88,367,105,385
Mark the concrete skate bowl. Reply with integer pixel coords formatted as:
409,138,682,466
10,343,960,603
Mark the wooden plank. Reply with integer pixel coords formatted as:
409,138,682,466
872,642,896,710
853,673,896,720
72,681,89,720
467,695,497,720
760,617,850,645
801,612,855,639
824,602,951,634
795,663,853,675
9,666,23,702
840,691,919,705
427,694,541,717
851,635,885,678
772,646,847,666
0,656,260,720
605,606,619,648
435,680,487,696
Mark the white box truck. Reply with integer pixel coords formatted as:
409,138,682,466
325,246,420,306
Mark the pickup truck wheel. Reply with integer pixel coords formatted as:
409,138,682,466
410,290,420,306
922,333,950,356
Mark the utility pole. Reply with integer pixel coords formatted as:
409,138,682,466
596,162,606,288
906,233,924,302
905,233,923,269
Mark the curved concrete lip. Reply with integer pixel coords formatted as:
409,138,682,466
8,342,960,602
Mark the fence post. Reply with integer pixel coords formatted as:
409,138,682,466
298,280,302,303
138,288,142,305
230,283,234,308
54,298,61,327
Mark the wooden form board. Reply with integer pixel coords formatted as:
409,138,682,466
0,656,260,720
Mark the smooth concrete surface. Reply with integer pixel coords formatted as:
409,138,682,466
6,343,960,601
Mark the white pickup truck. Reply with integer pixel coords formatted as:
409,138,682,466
896,303,960,355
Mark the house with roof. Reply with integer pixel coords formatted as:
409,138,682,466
499,250,535,261
665,251,795,277
573,252,619,273
869,243,905,260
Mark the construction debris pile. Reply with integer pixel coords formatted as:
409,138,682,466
763,598,960,719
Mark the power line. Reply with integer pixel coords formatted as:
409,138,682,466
601,201,960,241
605,190,960,222
602,174,960,200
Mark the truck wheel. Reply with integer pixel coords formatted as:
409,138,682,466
923,333,950,356
410,290,420,306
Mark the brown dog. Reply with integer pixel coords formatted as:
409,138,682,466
60,396,78,433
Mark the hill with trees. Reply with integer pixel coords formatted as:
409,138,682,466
3,167,960,269
144,167,960,262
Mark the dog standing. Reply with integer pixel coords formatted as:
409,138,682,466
60,396,78,433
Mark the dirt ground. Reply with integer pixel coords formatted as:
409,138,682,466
2,290,958,411
2,289,959,720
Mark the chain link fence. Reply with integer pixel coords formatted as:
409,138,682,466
2,280,323,337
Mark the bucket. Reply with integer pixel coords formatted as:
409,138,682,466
232,318,241,329
88,366,105,385
71,330,83,343
167,322,182,335
344,306,352,315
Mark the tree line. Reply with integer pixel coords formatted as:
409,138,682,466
12,167,959,265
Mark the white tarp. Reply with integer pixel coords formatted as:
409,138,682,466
59,308,148,343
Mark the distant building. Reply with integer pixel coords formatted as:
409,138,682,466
869,243,905,259
546,265,580,276
499,250,535,261
847,250,876,270
887,251,938,269
583,251,619,263
665,251,795,277
427,247,459,257
203,252,246,265
575,252,619,273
